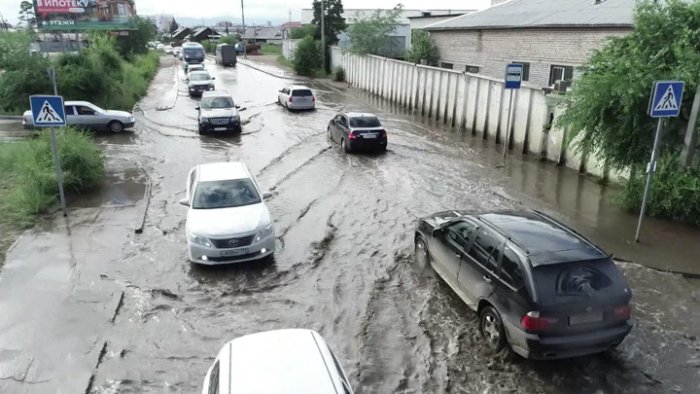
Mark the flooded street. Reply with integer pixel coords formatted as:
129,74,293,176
2,57,700,393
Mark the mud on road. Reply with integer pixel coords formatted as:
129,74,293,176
2,56,700,394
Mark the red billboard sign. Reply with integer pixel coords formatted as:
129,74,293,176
33,0,137,31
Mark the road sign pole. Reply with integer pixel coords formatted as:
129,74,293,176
635,118,664,242
503,89,515,159
46,67,67,217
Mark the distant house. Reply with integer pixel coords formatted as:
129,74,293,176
189,27,222,42
242,26,284,44
301,8,474,58
171,27,192,40
425,0,636,88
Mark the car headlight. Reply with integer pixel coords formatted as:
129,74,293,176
231,115,240,122
255,224,273,242
190,234,213,247
200,116,209,124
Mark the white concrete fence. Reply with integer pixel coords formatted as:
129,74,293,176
282,39,300,61
330,47,613,180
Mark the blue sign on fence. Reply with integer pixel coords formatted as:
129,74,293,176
504,64,523,90
649,81,684,118
29,95,66,127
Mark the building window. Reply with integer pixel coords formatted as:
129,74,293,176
440,62,454,70
465,65,480,74
513,61,530,82
549,64,574,86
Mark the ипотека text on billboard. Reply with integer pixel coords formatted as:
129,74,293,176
33,0,137,31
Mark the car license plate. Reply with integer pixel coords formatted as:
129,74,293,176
569,312,603,325
221,248,249,257
214,127,227,131
363,133,377,139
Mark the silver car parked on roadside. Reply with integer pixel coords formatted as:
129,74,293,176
22,100,135,133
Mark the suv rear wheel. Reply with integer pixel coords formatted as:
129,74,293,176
480,306,507,352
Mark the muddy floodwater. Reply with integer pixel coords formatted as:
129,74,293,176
1,57,700,394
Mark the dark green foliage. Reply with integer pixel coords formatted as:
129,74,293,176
348,4,403,56
333,66,345,82
291,25,318,39
557,0,700,171
293,36,322,77
0,32,159,113
556,0,700,224
406,30,436,64
311,0,346,46
0,128,105,226
116,16,157,59
618,153,700,225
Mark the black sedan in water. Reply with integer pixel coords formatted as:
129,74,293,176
327,112,387,153
414,210,633,360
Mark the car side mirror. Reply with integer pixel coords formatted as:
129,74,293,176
212,77,216,80
262,192,273,200
179,198,190,206
195,106,200,110
235,104,241,109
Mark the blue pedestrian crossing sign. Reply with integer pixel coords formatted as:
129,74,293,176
649,81,684,118
29,95,66,127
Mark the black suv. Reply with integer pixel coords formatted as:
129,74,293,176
414,210,633,360
195,91,242,134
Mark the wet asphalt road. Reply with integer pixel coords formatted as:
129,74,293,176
17,57,700,393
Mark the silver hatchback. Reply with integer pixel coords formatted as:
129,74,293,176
23,100,135,133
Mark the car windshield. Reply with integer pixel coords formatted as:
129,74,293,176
190,73,211,81
349,116,381,128
184,48,204,56
292,89,313,97
192,179,261,209
201,96,234,109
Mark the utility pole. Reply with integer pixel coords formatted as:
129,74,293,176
241,0,247,58
320,0,326,72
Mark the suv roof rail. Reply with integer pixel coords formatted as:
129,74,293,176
476,215,530,255
531,210,606,255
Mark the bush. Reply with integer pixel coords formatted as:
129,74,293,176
293,36,322,77
290,25,318,39
0,128,105,226
0,32,159,113
201,39,216,54
618,153,700,226
333,66,345,82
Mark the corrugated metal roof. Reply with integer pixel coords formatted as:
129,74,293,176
426,0,637,31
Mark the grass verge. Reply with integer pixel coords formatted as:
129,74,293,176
261,43,282,56
0,128,105,261
276,55,294,69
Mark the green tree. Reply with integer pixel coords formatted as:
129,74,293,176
293,36,322,77
557,0,700,171
406,30,436,64
347,4,403,56
18,1,36,29
116,16,157,58
311,0,346,46
291,24,318,39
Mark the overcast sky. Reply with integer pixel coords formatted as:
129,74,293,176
0,0,490,24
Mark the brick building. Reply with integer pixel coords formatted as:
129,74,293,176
426,0,636,88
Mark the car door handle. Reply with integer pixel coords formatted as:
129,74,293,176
483,275,492,283
455,253,462,259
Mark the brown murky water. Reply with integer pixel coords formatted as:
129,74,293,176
1,57,699,393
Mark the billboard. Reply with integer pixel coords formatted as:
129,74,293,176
33,0,136,31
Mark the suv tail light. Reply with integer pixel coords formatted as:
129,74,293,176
520,311,559,332
288,96,293,102
348,130,357,140
613,305,631,320
313,96,316,102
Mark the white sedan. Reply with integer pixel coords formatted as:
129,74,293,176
202,329,354,394
179,162,275,265
23,100,135,133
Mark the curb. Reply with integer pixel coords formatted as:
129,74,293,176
237,58,308,81
0,115,22,120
